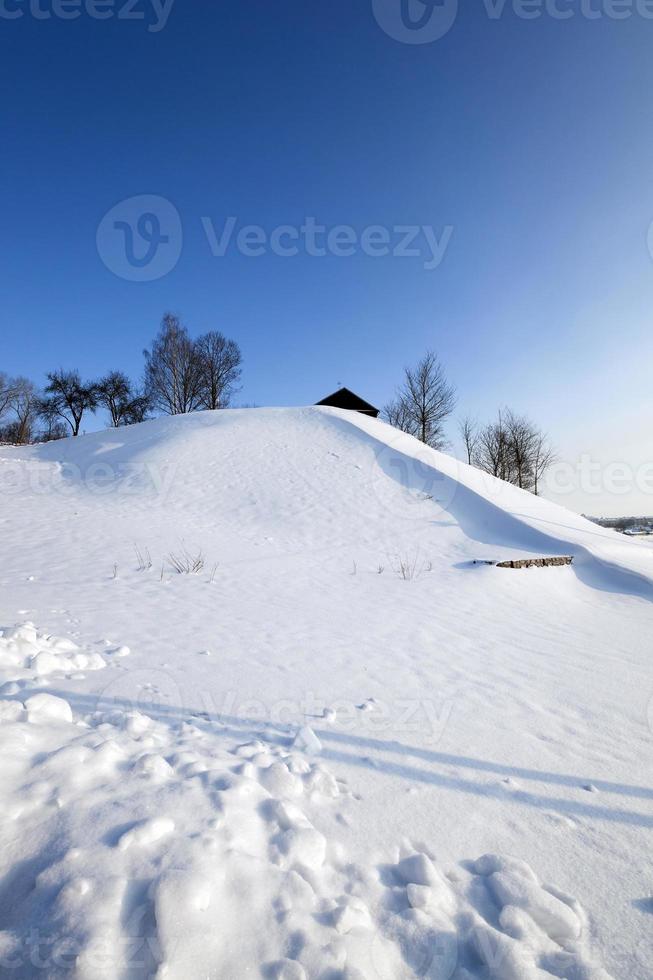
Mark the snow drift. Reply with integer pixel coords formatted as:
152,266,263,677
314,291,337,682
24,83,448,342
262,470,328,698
0,407,651,978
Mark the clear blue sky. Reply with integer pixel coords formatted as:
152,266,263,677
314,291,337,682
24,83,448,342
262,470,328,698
2,0,652,515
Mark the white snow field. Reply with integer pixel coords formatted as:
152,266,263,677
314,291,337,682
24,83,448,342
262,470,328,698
0,406,652,979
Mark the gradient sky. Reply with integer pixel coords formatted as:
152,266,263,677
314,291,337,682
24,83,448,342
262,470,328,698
2,0,652,516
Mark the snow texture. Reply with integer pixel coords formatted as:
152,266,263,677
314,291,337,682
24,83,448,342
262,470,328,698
0,406,651,978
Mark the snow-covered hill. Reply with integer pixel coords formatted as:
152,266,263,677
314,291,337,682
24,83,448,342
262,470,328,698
0,407,651,978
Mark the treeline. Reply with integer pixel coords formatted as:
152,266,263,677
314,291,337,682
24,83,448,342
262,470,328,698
458,410,555,495
383,350,555,496
3,324,554,496
0,313,242,444
590,515,653,532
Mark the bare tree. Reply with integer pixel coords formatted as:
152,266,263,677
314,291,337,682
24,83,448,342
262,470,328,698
144,313,202,415
476,419,501,478
532,431,556,496
11,377,39,444
401,351,456,448
505,409,537,490
97,371,151,427
473,407,555,495
96,371,131,426
121,392,151,425
386,351,456,449
458,415,478,465
36,399,68,442
475,412,512,481
0,375,27,444
195,331,242,410
382,397,416,436
0,373,16,422
40,370,97,437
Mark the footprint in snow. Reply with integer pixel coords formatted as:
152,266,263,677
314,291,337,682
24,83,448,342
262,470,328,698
501,777,520,789
356,699,377,712
107,645,130,659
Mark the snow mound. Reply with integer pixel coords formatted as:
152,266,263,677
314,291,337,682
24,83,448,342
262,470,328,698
3,405,652,596
0,408,651,975
0,622,106,691
0,641,610,979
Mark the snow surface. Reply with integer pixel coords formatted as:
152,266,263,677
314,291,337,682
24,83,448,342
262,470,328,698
0,406,651,978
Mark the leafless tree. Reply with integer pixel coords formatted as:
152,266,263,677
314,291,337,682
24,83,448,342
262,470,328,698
476,416,505,479
532,431,556,496
458,415,478,465
97,370,151,427
195,331,242,410
505,409,537,490
144,313,202,415
121,392,151,425
382,397,416,436
0,373,16,422
11,377,39,444
36,399,68,442
40,370,97,437
385,351,456,449
473,408,555,495
96,371,131,426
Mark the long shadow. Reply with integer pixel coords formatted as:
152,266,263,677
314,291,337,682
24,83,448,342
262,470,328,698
30,689,653,830
633,896,653,914
313,728,653,801
321,747,653,828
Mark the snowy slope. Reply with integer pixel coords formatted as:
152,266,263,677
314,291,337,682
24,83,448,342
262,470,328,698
0,407,651,979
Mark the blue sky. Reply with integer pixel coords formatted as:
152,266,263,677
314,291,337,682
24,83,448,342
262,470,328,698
2,0,652,515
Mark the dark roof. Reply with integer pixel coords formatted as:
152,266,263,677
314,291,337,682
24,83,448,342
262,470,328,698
315,387,379,417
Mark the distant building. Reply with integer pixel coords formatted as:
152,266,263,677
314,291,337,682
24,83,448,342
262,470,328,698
315,387,379,418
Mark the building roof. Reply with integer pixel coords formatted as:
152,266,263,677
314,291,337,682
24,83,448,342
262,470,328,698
315,387,379,417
